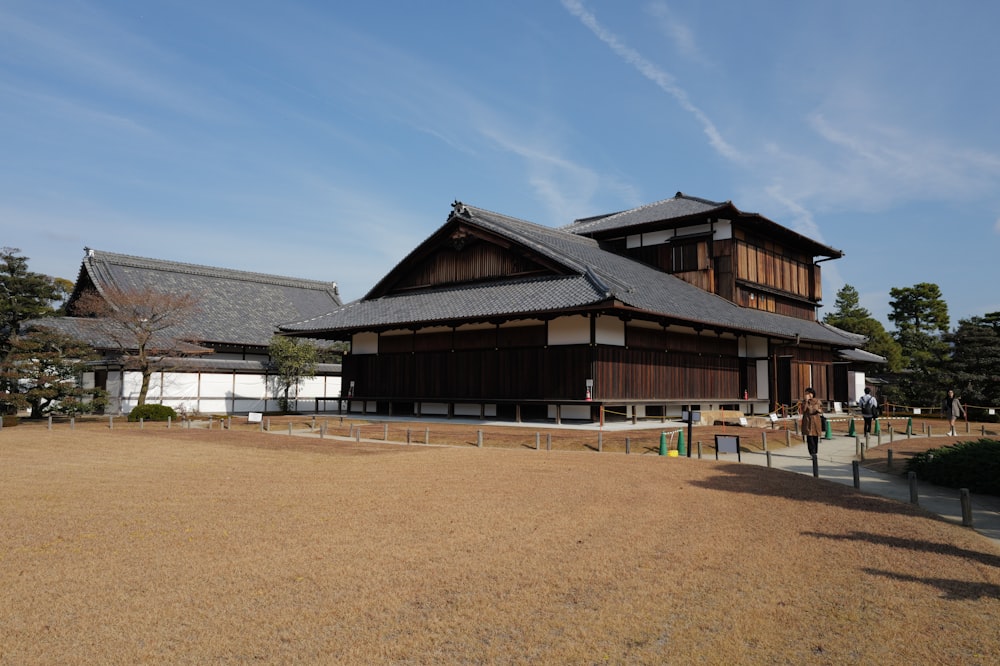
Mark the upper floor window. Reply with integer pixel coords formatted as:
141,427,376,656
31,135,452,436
670,240,705,273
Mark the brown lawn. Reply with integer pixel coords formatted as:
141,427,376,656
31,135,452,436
1,417,998,664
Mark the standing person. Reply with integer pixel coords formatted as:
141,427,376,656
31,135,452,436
942,389,964,436
858,387,878,436
800,387,824,457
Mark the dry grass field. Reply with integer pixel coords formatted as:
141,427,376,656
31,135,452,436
2,418,999,664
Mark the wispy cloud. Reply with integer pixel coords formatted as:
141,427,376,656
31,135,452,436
0,5,235,122
561,0,742,162
479,124,642,222
645,2,708,65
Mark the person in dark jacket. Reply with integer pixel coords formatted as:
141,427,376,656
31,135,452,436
800,387,824,457
943,389,964,436
858,387,878,436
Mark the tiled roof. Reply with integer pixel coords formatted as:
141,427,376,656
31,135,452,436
564,192,729,234
563,192,843,259
281,202,864,348
69,250,342,348
21,317,212,354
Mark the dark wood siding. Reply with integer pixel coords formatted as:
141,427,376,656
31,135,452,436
343,345,591,401
396,241,548,290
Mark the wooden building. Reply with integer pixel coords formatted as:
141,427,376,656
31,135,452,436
280,194,868,422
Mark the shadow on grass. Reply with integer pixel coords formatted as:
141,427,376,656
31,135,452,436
802,530,1000,569
862,568,1000,600
690,463,940,520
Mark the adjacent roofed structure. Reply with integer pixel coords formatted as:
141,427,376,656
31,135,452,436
31,249,344,415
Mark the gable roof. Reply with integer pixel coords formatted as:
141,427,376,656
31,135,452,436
281,202,863,348
67,249,342,348
565,192,843,259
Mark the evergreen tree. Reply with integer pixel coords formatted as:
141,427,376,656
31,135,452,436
947,314,1000,416
0,326,104,418
823,284,903,372
888,283,950,406
0,247,63,354
269,335,317,413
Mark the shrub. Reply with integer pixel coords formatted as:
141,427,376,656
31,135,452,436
906,439,1000,496
128,404,178,422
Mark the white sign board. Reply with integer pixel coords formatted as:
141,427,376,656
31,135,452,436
248,412,263,423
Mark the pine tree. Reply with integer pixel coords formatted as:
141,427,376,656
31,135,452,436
888,283,950,406
0,247,63,355
823,284,903,372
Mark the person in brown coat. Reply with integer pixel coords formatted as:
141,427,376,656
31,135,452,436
800,387,824,457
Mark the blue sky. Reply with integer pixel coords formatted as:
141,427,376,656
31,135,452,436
2,1,998,327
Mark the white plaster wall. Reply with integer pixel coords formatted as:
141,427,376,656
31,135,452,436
756,359,770,399
595,315,625,346
848,371,866,405
740,335,769,358
352,332,378,355
548,315,590,345
549,404,592,421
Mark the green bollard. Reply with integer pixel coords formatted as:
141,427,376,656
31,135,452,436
677,429,686,454
847,418,856,437
659,432,667,456
874,418,881,435
823,417,832,440
906,417,912,435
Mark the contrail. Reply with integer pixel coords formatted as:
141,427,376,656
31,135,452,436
561,0,743,162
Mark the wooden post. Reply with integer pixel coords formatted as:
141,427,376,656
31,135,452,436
535,432,540,451
785,429,791,447
766,450,772,468
167,416,171,429
908,472,919,505
761,431,768,451
598,431,603,453
477,430,483,448
140,418,144,430
697,441,702,459
406,428,411,444
288,422,292,435
960,489,973,527
109,415,114,429
70,416,75,430
852,460,860,489
356,427,361,442
887,448,894,470
625,437,631,454
383,423,388,440
424,427,429,445
546,433,551,451
48,415,52,430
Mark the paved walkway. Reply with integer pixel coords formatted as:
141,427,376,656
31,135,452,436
727,430,1000,549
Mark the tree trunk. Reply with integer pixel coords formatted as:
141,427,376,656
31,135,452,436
138,368,151,406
